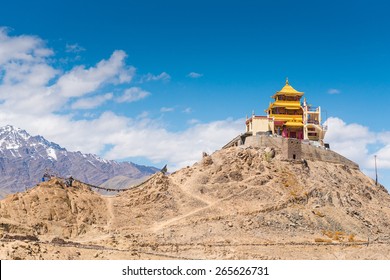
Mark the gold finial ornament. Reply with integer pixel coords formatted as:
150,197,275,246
286,77,289,85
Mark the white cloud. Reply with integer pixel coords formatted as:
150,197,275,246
71,93,113,109
377,131,390,144
324,117,390,187
137,111,149,119
0,28,145,151
0,29,138,117
55,50,134,98
1,61,58,87
0,27,53,64
103,118,243,170
328,88,340,94
115,87,150,103
324,117,375,164
0,31,61,115
160,107,174,113
0,29,241,171
182,107,192,113
118,66,135,83
187,72,203,78
187,118,199,125
372,145,390,169
141,72,171,83
65,43,85,53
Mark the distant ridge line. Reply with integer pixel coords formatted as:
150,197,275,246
59,164,168,192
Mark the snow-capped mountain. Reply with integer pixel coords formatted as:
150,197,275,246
0,125,64,157
0,125,159,196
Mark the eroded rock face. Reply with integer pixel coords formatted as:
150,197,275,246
0,178,109,239
1,146,390,260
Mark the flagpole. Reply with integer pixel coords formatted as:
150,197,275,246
375,155,378,186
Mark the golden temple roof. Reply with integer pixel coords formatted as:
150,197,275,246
269,100,301,109
273,78,304,97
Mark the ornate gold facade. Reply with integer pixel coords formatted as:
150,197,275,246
246,79,326,143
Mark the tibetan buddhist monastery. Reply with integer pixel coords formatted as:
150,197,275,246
245,79,326,144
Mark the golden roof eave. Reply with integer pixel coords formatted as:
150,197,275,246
284,121,304,127
269,100,301,108
272,79,304,98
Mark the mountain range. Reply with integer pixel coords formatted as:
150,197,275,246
0,125,158,197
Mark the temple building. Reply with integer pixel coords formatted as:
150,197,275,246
245,79,326,144
302,98,326,142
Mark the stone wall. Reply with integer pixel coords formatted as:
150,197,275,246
238,135,359,169
282,138,302,160
243,134,283,152
300,144,359,169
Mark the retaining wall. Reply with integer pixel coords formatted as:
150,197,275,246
239,135,359,169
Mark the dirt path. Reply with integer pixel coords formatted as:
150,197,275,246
105,196,116,229
72,196,116,244
151,202,215,232
170,174,213,205
152,177,276,232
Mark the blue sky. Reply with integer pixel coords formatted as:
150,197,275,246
0,0,389,188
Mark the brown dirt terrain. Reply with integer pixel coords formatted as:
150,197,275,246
1,146,390,260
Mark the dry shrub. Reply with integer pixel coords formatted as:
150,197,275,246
322,230,332,238
315,238,332,243
332,231,345,241
313,210,325,217
321,230,346,241
290,190,297,197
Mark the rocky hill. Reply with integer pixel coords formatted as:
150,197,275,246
1,144,390,260
0,125,158,197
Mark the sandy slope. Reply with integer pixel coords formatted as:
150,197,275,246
1,146,390,260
